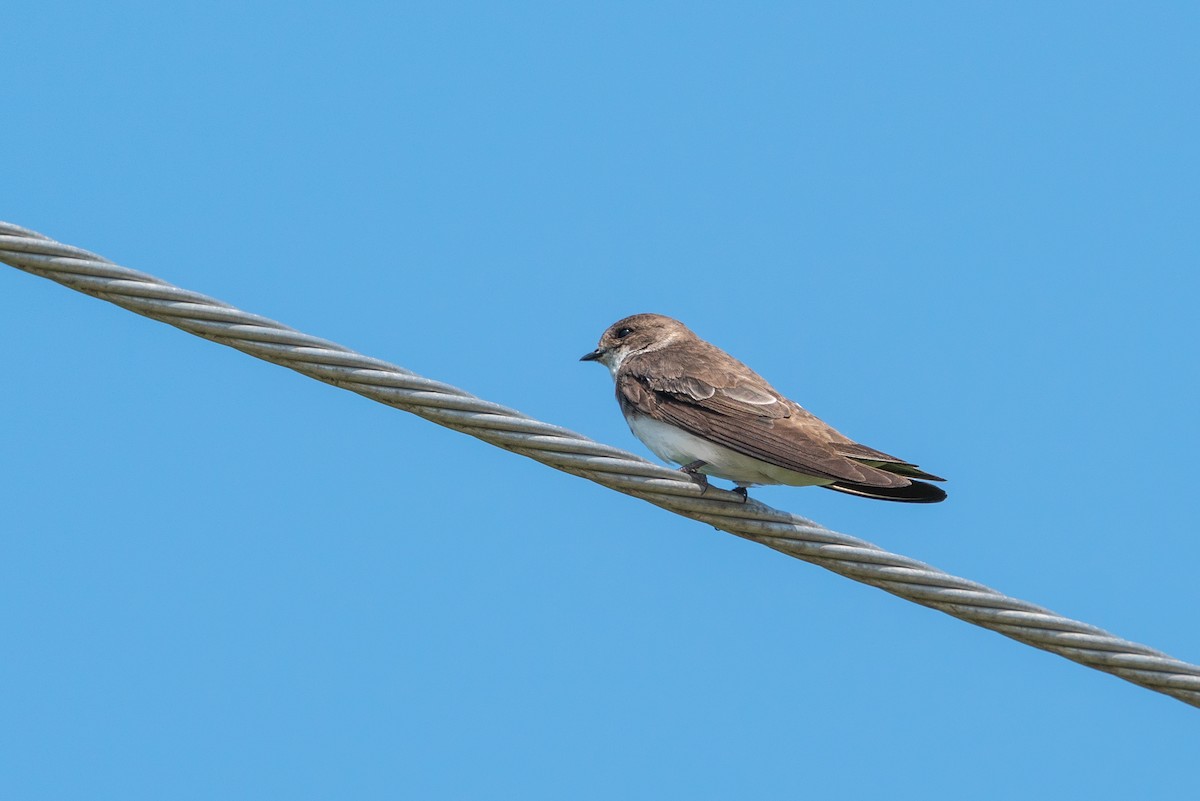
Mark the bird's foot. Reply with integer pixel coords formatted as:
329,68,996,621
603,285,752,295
732,487,749,503
679,460,709,493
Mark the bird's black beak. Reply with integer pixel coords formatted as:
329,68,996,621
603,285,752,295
580,348,605,362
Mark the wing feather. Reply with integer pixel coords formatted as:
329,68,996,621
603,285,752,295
618,347,911,487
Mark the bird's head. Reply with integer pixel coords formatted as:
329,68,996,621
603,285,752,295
580,313,692,375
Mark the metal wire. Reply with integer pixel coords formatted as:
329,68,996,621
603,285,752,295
4,219,1198,708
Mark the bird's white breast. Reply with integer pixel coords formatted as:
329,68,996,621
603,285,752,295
624,412,829,488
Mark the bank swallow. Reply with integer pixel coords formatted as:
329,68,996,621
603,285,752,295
581,314,946,503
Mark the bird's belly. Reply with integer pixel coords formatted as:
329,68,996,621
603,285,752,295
625,413,830,487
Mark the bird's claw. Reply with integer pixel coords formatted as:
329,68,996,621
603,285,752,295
680,460,710,494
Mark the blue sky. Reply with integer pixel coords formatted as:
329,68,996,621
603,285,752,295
3,2,1198,798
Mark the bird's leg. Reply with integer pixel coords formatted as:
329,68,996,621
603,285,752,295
679,460,709,493
732,486,749,503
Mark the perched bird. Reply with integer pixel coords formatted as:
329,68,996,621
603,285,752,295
581,313,946,503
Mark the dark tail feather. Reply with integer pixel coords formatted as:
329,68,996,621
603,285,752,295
822,478,947,504
872,463,945,482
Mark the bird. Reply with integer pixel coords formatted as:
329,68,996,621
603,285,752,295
580,313,946,503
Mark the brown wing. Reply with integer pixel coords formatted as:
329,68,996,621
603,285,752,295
829,441,946,482
618,345,912,488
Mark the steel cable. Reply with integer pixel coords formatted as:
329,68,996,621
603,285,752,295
3,220,1198,708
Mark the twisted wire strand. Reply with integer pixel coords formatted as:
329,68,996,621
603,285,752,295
4,220,1198,708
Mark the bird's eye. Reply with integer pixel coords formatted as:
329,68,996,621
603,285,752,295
615,327,633,339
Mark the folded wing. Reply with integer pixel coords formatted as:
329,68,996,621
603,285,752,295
618,351,924,489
